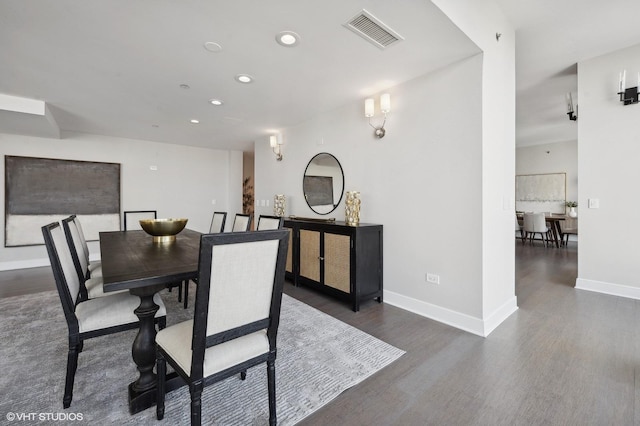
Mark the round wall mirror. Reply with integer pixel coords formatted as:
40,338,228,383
303,153,344,215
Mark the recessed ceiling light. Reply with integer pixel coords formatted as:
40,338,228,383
209,99,224,106
203,41,223,53
276,31,300,47
190,119,199,124
235,74,253,84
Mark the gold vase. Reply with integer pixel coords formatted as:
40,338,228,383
345,191,361,226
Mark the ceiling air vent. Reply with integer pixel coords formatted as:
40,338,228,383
344,9,404,50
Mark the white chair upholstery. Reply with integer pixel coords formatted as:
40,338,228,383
231,213,252,232
209,211,227,233
257,215,283,231
42,221,166,409
523,212,551,246
71,216,101,275
156,229,289,426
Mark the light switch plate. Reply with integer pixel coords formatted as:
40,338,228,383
588,198,600,208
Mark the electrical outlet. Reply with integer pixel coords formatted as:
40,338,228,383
426,273,440,284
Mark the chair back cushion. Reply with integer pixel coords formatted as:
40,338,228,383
42,222,81,318
257,215,283,231
231,214,252,232
62,216,88,281
123,210,157,231
72,216,90,264
523,212,547,233
209,212,227,233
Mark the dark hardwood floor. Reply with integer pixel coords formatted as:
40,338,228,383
3,241,638,424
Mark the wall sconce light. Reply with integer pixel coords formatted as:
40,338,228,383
269,134,283,161
565,92,577,121
364,93,390,138
617,70,640,105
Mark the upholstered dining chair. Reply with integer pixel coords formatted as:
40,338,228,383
61,216,115,300
42,221,167,409
123,210,157,231
156,229,289,426
257,215,284,231
230,213,252,232
522,212,552,246
69,215,102,278
209,211,227,233
561,217,578,246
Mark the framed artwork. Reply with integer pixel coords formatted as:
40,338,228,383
515,172,566,214
5,155,121,247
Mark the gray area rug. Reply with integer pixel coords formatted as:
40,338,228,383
0,288,404,425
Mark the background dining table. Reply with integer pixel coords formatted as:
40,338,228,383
517,213,566,248
99,228,201,414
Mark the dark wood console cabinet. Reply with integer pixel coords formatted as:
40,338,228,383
284,218,383,312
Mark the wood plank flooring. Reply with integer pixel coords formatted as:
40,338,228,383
2,242,638,424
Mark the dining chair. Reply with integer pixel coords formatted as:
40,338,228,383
62,216,112,300
209,211,227,233
561,217,578,246
42,221,167,409
522,212,551,246
156,229,289,425
230,213,252,232
123,210,157,231
256,215,284,231
515,215,524,243
70,215,102,278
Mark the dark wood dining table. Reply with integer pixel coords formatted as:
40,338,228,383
99,228,202,414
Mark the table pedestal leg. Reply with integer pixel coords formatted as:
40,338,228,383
128,292,159,414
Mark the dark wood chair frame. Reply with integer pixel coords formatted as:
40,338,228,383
231,213,252,232
156,229,289,426
256,215,284,230
123,210,157,231
42,222,167,409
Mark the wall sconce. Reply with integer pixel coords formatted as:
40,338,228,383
565,92,577,121
364,93,390,138
269,134,283,161
617,70,640,105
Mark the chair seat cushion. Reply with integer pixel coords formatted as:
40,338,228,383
76,292,166,333
85,277,126,298
88,263,102,277
156,320,269,378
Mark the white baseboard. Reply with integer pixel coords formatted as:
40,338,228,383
575,278,640,300
0,254,100,272
383,290,518,337
0,258,50,271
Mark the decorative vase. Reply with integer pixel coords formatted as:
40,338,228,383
345,191,361,226
568,207,577,218
274,194,286,217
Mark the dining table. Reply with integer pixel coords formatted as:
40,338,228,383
99,228,202,414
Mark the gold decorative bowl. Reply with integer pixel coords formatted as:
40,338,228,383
139,218,188,243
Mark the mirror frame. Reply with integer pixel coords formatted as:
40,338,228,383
302,152,345,215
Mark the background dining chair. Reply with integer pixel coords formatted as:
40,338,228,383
561,217,578,246
70,215,102,278
523,212,551,246
515,215,524,243
123,210,157,231
209,211,227,233
230,213,252,232
42,221,167,408
156,229,289,425
257,215,284,231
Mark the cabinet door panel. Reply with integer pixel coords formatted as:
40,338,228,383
300,230,320,281
324,233,350,293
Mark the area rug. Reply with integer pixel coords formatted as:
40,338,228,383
0,288,404,425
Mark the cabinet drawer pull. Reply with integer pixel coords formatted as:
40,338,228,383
318,256,324,261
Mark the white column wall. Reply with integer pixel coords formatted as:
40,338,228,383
576,43,640,297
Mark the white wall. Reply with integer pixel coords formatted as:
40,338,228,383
256,45,514,336
516,140,579,210
0,131,243,270
576,43,640,298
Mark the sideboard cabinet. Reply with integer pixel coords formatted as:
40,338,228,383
283,218,383,312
